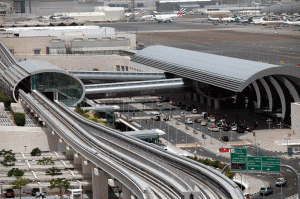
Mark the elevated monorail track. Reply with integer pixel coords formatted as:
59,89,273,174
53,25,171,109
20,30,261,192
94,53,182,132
19,89,244,199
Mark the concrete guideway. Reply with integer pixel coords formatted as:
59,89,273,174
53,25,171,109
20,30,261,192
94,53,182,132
18,89,245,199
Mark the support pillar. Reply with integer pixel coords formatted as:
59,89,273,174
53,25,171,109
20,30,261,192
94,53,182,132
207,98,211,107
57,138,66,153
93,168,108,199
74,153,82,168
82,159,92,175
199,95,205,105
66,146,74,160
122,185,132,199
193,93,198,102
214,99,220,110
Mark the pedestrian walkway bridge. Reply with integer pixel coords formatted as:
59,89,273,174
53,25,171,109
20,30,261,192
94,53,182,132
68,71,166,81
85,78,188,99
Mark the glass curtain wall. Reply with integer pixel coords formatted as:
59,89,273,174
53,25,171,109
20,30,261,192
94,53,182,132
31,72,83,106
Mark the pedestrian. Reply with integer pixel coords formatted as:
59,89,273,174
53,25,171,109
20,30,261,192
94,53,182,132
145,120,148,124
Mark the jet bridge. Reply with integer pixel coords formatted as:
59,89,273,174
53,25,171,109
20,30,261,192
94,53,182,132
84,78,189,99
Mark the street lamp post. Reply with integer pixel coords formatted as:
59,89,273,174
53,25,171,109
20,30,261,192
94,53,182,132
0,182,3,199
266,118,272,138
176,128,178,154
24,146,27,154
168,123,170,142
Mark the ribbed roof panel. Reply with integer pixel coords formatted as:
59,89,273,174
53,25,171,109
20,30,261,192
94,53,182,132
131,45,281,92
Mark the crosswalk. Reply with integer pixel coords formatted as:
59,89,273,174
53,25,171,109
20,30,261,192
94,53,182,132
228,141,252,146
176,143,201,148
131,114,201,120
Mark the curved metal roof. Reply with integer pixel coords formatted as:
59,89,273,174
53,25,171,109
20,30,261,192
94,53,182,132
14,60,86,106
131,45,300,92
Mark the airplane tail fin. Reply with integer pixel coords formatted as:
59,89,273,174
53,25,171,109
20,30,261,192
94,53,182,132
177,8,186,17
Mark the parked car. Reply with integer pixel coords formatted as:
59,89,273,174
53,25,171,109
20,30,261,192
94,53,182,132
192,109,197,114
185,118,193,124
4,189,15,198
222,136,229,142
275,178,287,187
223,125,231,131
169,99,175,105
244,193,250,199
180,104,187,110
208,126,219,132
209,117,216,123
237,127,244,133
162,97,169,102
186,106,192,111
201,120,207,126
195,118,202,123
200,112,208,119
172,101,177,106
260,186,273,196
31,188,40,196
231,126,238,131
128,117,133,122
156,102,162,107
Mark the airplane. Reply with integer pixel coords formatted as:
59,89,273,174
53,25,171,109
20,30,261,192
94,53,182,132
234,15,249,23
125,9,143,17
207,15,221,21
250,16,283,25
220,16,236,22
154,8,186,23
283,17,300,26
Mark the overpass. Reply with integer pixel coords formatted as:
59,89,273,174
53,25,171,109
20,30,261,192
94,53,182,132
0,40,245,198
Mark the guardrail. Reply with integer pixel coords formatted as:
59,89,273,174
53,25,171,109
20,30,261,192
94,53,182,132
19,90,148,199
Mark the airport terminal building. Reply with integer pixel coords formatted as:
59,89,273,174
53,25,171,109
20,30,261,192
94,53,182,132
131,45,300,123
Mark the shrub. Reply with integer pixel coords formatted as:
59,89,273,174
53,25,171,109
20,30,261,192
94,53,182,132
30,148,41,156
7,168,24,177
3,97,13,110
13,113,26,126
46,167,62,176
37,157,55,165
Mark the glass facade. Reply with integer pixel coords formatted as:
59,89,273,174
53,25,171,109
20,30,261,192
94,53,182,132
31,72,84,106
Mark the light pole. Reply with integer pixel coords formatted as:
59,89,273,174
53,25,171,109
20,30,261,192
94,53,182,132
0,182,3,199
266,118,272,138
168,123,170,142
24,146,27,154
127,98,129,119
176,128,178,154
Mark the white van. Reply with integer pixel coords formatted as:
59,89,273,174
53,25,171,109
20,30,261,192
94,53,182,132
150,111,160,120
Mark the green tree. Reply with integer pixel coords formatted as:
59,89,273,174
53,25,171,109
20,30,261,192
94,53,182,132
10,177,30,199
7,168,24,177
49,178,70,198
14,113,26,126
3,154,16,166
37,157,55,165
3,96,13,110
30,148,41,156
45,167,62,176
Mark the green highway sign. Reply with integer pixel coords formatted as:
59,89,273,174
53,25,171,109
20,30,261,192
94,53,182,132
247,157,262,171
262,157,281,172
230,148,247,170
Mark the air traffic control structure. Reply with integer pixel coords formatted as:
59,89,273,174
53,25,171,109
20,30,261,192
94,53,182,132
0,41,85,106
131,45,300,122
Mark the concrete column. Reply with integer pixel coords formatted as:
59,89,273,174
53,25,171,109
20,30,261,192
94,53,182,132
74,153,82,168
45,127,57,152
193,93,198,102
207,98,211,107
66,146,74,160
186,92,192,100
122,185,132,199
199,95,205,105
82,159,92,175
214,99,220,110
51,131,59,152
57,138,66,153
93,168,108,199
